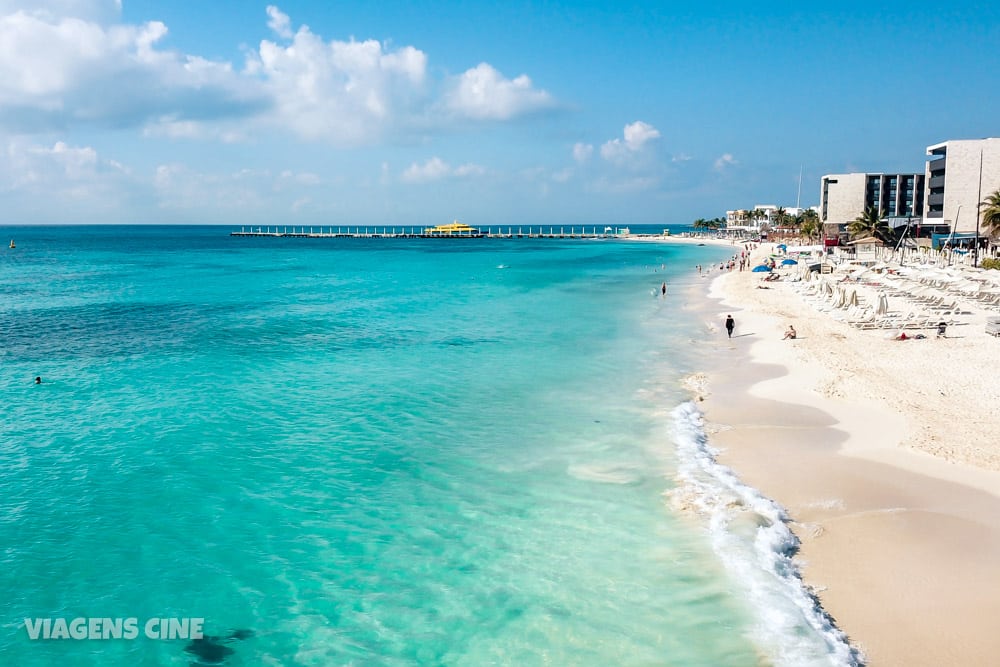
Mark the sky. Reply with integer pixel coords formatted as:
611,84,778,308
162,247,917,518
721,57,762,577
1,0,998,226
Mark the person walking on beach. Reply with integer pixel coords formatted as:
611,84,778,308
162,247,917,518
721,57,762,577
725,315,735,338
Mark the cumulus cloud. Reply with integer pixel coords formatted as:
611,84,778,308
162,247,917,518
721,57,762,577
400,157,485,183
265,5,292,39
600,121,661,164
714,153,737,171
401,157,450,183
444,63,556,120
572,142,593,163
0,4,559,145
247,22,429,143
0,7,266,133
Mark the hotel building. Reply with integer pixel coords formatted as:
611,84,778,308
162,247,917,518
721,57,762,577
925,138,1000,234
820,172,925,233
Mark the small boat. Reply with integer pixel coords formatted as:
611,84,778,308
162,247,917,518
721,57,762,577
8,240,14,248
423,220,482,236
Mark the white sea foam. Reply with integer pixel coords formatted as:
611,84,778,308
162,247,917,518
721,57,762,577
567,462,643,485
668,401,863,667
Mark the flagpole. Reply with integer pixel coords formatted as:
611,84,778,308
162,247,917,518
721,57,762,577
796,164,803,210
975,148,983,268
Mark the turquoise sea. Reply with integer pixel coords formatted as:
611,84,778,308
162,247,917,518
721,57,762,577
0,226,857,666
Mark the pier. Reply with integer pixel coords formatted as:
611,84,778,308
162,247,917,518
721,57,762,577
230,226,637,239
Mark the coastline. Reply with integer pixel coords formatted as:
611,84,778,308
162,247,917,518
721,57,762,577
684,252,1000,665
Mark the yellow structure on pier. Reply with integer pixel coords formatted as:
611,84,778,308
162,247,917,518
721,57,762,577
423,221,481,236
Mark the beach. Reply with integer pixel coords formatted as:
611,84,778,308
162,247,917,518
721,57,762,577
688,243,1000,665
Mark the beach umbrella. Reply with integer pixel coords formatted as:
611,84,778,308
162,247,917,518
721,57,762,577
781,258,798,265
752,265,772,272
777,243,787,250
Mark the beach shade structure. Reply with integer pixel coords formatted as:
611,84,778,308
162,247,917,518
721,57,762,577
752,265,772,273
876,293,889,315
781,258,798,266
777,243,787,251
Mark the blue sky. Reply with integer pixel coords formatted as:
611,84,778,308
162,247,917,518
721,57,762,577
1,1,998,226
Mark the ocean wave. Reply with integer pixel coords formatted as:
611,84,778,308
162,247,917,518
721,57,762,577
668,401,864,667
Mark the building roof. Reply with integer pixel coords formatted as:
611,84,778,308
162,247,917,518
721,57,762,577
846,236,884,246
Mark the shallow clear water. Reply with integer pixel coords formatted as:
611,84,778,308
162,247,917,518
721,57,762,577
0,226,846,665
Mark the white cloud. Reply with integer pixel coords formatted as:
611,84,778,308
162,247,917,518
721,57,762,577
714,153,737,171
623,120,659,148
0,8,264,133
444,62,555,120
0,5,559,146
248,23,428,143
0,138,137,219
453,163,485,177
552,168,573,183
265,5,292,39
600,120,661,164
401,157,450,183
572,142,593,163
400,157,485,183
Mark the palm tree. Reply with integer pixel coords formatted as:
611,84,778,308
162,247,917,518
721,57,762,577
848,207,892,243
980,188,1000,237
798,209,819,240
774,206,788,228
799,216,819,242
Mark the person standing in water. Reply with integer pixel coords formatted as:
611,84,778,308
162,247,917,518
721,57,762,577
725,315,735,338
661,282,667,296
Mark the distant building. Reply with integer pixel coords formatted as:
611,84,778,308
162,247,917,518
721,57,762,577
820,172,925,233
725,204,815,236
924,138,1000,234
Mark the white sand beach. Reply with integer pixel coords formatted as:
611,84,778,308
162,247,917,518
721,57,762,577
685,244,1000,666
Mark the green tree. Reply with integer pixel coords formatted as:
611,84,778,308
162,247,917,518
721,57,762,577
980,188,1000,237
798,209,819,239
847,207,892,243
774,206,788,228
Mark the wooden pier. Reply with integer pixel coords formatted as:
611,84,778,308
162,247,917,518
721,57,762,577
230,226,633,240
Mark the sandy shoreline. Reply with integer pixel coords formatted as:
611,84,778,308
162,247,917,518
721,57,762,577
684,248,1000,666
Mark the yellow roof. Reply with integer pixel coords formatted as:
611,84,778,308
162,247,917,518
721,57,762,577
425,221,478,232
